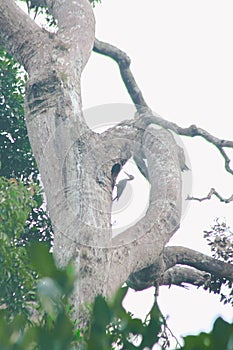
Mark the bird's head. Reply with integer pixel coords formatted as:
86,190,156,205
124,172,134,181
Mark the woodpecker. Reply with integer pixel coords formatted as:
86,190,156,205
111,163,121,189
111,159,127,189
112,172,134,201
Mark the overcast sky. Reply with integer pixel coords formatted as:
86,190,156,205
17,0,233,347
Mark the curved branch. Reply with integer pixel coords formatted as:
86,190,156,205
164,246,233,281
94,39,150,114
112,127,181,248
218,147,233,175
106,127,182,296
127,266,209,291
126,246,233,292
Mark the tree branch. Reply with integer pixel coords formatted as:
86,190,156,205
127,265,209,291
187,188,233,203
136,115,233,175
93,38,150,114
94,39,233,176
0,0,50,72
126,246,233,292
161,266,209,288
164,246,233,281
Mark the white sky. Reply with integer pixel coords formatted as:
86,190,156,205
17,0,233,347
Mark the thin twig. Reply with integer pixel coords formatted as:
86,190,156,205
187,188,233,203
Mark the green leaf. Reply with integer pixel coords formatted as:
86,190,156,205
181,317,233,350
28,243,57,277
88,296,111,350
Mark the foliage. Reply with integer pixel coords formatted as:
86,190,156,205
88,287,169,350
0,174,174,349
0,173,168,349
203,218,233,306
89,0,102,7
0,214,167,350
204,218,233,264
1,236,233,350
0,224,171,350
0,175,73,348
22,0,58,26
180,317,233,350
0,243,76,350
0,46,53,245
0,176,39,318
0,47,37,180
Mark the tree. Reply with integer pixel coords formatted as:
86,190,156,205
0,0,233,327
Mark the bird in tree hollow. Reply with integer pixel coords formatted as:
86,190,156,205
112,172,135,201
